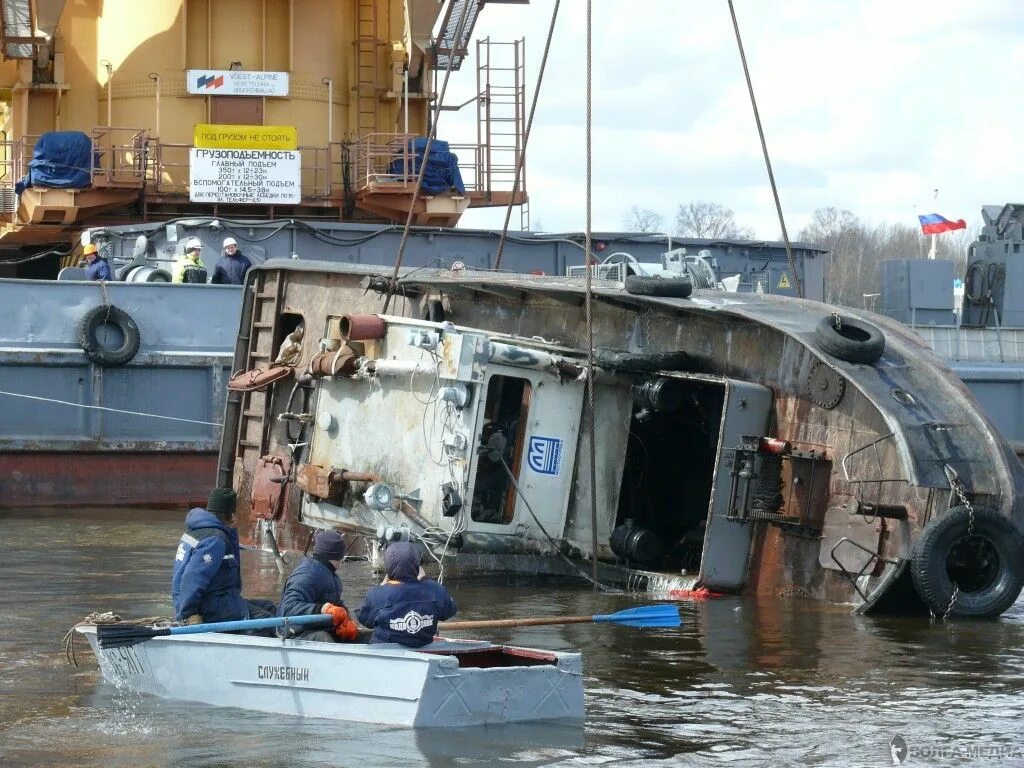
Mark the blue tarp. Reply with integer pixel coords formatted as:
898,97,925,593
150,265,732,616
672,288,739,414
15,131,92,194
388,137,466,195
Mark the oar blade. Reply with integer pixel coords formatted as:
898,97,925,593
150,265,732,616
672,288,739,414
594,604,682,628
96,624,170,650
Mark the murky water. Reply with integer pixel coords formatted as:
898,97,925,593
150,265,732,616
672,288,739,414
1,509,1023,767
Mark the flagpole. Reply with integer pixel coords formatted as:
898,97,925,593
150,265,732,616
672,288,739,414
928,233,937,260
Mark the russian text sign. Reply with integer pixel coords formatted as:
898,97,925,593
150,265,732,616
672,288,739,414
187,70,289,97
189,149,301,204
194,124,297,150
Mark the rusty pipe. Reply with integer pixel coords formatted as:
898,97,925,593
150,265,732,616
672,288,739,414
337,470,379,483
309,350,361,377
340,314,386,341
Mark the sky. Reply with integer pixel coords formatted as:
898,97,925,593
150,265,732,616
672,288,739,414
437,0,1024,237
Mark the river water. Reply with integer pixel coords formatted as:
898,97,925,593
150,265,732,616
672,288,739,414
1,508,1023,767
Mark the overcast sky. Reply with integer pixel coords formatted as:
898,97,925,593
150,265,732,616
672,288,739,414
438,0,1023,237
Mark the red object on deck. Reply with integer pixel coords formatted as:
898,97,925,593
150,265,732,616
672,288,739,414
667,587,723,600
758,437,792,455
0,452,216,508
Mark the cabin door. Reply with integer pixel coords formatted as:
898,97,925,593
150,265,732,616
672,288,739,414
698,379,773,591
466,368,584,539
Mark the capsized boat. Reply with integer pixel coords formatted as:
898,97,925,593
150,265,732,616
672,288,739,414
77,626,584,727
225,260,1024,619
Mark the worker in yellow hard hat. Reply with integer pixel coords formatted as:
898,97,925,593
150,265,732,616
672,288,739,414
81,243,112,281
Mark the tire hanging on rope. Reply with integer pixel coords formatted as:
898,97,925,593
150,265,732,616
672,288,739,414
77,305,141,367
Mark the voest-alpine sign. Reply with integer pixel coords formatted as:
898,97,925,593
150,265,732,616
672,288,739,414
189,148,300,205
187,70,289,97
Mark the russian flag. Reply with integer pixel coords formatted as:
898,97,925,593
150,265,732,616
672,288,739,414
918,213,966,235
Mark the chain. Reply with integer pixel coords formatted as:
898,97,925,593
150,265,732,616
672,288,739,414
941,584,960,620
938,473,976,620
99,278,113,324
950,475,976,539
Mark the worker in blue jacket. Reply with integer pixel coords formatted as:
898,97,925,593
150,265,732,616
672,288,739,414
170,488,276,625
356,541,457,647
210,237,253,285
82,243,112,280
277,529,358,642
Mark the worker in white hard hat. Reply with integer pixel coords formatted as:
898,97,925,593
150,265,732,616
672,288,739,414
172,238,208,284
211,236,253,285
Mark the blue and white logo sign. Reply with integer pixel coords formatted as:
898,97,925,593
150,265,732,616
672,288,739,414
527,436,563,476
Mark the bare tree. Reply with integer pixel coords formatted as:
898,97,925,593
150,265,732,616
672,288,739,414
622,206,663,233
799,206,978,307
674,201,752,239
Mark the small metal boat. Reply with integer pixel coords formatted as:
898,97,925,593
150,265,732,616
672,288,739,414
77,626,584,727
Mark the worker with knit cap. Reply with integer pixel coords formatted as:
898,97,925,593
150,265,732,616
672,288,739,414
277,529,358,642
356,542,456,647
171,487,277,625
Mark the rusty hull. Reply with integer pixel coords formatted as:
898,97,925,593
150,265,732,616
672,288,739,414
0,451,215,508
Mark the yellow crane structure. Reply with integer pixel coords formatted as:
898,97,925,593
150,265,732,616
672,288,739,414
0,0,527,259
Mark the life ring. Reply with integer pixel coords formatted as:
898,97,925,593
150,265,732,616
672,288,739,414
910,505,1024,618
423,298,446,323
814,314,885,364
624,275,693,299
77,305,141,366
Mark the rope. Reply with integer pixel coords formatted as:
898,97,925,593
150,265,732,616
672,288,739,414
585,0,600,589
382,0,475,313
0,389,222,426
494,0,562,268
62,611,174,667
727,0,803,299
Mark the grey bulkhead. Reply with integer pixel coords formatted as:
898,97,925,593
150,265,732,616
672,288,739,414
301,320,589,551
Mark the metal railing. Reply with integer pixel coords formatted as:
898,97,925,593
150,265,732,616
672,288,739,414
349,132,497,195
0,126,514,212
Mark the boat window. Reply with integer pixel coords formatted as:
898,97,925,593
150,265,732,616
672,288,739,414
471,375,532,524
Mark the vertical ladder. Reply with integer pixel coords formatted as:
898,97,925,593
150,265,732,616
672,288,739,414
354,0,381,137
476,37,525,202
235,270,285,472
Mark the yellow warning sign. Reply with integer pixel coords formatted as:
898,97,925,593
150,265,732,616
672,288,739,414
777,273,792,289
194,124,297,150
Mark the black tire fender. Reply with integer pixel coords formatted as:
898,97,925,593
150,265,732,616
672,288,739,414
624,275,693,299
814,314,885,364
910,505,1024,618
77,305,141,367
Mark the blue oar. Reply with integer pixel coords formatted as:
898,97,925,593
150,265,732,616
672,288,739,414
440,604,681,631
96,614,333,649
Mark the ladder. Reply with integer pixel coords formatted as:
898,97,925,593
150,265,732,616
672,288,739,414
434,0,483,71
476,37,525,201
235,270,285,472
354,0,381,137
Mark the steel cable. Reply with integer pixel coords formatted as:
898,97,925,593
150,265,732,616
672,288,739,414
585,0,600,588
494,0,562,268
727,0,803,299
382,0,475,313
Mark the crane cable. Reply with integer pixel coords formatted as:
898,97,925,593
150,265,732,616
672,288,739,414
584,0,599,588
727,0,803,299
382,0,475,313
493,0,562,269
